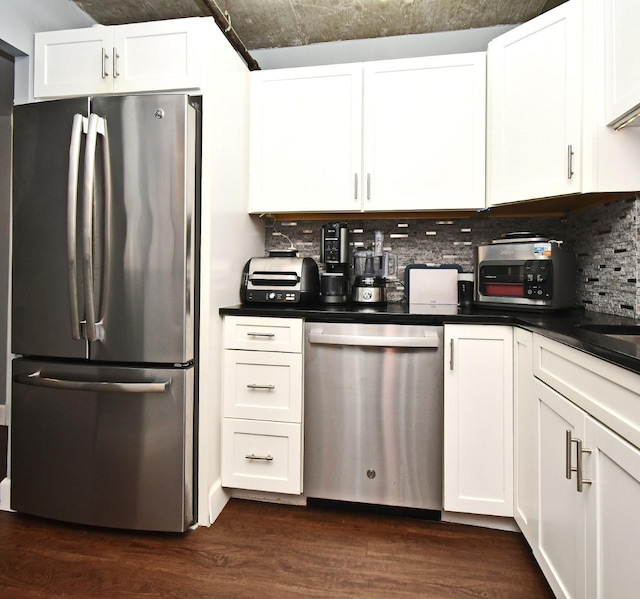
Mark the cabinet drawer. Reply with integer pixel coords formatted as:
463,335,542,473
223,316,303,353
534,334,640,450
223,351,302,422
221,419,302,494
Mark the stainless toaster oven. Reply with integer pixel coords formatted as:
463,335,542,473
240,254,319,304
474,234,576,310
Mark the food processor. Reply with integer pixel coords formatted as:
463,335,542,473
351,231,397,304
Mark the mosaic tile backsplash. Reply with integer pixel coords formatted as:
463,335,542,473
263,196,640,317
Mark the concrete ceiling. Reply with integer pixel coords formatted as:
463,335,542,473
71,0,567,51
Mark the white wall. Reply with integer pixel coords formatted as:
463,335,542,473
1,0,95,103
251,25,516,69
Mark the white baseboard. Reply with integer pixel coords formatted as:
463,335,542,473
441,511,520,532
205,479,230,526
0,477,12,512
0,404,5,426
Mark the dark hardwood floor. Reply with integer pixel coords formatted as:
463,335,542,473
0,498,553,598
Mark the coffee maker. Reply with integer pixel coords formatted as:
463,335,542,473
351,231,398,305
319,222,350,303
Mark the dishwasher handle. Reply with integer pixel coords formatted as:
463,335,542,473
308,329,441,349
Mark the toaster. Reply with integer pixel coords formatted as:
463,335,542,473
240,255,320,304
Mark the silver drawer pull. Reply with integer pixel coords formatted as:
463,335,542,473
245,453,274,461
246,384,275,390
246,332,275,338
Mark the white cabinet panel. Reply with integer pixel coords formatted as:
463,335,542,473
514,328,538,545
112,20,204,93
249,54,486,214
487,2,582,204
249,64,362,214
533,333,640,451
34,18,206,99
363,54,486,211
223,350,302,422
34,28,113,98
223,316,303,353
585,416,640,599
444,325,513,517
535,378,586,599
604,0,640,128
221,419,302,494
221,316,304,495
527,332,640,598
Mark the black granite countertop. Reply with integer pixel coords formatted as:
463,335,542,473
219,302,640,375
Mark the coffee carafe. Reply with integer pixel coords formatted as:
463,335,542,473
351,231,398,304
319,222,350,303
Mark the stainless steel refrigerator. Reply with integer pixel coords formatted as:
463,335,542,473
11,94,199,532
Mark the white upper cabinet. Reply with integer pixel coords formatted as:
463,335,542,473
487,1,582,205
249,64,363,214
604,0,640,128
362,54,486,212
34,18,207,98
249,53,486,214
488,0,640,206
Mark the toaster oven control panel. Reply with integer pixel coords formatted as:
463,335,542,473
246,290,300,303
524,260,553,299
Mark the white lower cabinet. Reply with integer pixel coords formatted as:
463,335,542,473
535,378,587,599
221,317,304,495
443,325,513,517
585,416,640,599
522,333,640,599
513,328,537,545
221,419,302,495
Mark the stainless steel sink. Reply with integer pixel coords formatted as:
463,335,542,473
576,324,640,344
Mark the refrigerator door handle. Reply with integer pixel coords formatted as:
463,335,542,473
98,116,112,327
14,372,170,394
67,114,86,340
82,113,104,342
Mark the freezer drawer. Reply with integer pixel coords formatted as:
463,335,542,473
10,359,194,532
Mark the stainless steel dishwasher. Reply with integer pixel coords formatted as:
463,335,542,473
304,322,443,511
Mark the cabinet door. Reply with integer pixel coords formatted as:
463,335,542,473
223,350,302,423
604,0,640,127
443,325,513,517
221,419,302,494
585,416,640,599
223,316,303,353
535,378,586,599
34,28,113,98
112,18,204,94
249,64,363,213
487,2,582,204
514,328,538,545
363,54,486,211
